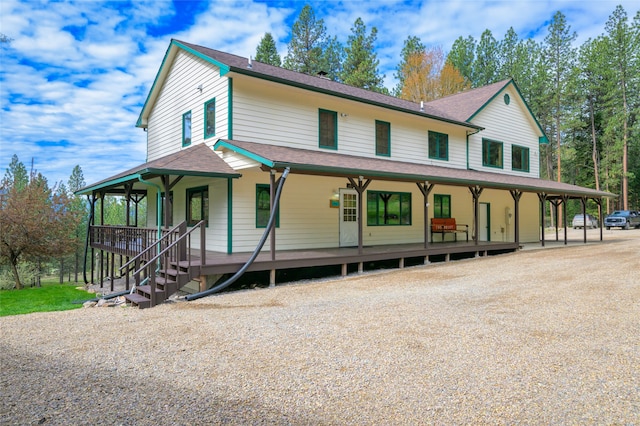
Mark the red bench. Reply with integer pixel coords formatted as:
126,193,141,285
431,218,469,242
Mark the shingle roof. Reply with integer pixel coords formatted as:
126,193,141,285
76,144,240,195
168,40,482,130
424,80,512,122
215,139,613,198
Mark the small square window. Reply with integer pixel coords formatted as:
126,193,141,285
428,131,448,161
433,194,451,218
482,138,503,168
512,145,530,172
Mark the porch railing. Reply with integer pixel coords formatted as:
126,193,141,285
90,225,179,259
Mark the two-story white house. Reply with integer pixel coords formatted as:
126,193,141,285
78,39,611,307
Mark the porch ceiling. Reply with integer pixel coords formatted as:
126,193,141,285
76,144,241,195
215,139,614,199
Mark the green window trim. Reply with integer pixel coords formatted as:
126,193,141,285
366,190,412,226
482,138,503,169
256,184,280,228
512,144,530,172
375,120,391,156
428,131,448,161
182,110,192,147
433,194,451,219
204,98,216,139
319,109,338,150
186,186,209,227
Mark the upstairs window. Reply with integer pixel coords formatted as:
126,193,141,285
319,109,337,149
375,120,390,156
428,131,448,161
366,191,411,226
433,194,451,218
256,184,280,228
512,145,530,172
182,111,192,147
204,98,216,139
482,138,503,168
186,186,208,226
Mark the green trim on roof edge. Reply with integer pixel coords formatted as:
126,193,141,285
214,140,275,167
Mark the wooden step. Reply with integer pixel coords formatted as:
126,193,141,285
124,293,151,309
136,285,166,303
154,277,178,296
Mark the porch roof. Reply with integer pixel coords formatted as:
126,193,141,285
214,139,614,199
76,144,241,195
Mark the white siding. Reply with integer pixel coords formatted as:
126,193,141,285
468,85,541,178
146,51,229,161
231,76,469,169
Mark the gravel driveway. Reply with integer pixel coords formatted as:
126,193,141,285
1,229,639,425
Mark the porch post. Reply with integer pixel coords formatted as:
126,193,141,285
124,182,132,227
509,190,522,247
538,193,547,247
161,175,171,229
99,191,105,287
89,193,96,285
270,170,276,261
581,197,587,244
469,185,483,245
348,176,372,255
417,182,435,249
561,195,569,245
596,198,603,241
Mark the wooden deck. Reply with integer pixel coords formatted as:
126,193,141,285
192,240,519,278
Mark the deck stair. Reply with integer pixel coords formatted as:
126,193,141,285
119,221,206,309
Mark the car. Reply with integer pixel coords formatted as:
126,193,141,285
572,214,598,229
604,210,640,230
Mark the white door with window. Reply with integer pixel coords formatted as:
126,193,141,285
479,202,490,241
339,189,358,247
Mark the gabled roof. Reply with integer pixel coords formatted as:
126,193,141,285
425,79,548,141
76,144,240,195
215,139,613,198
136,39,483,131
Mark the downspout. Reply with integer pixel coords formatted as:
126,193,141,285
82,194,95,284
186,167,290,301
466,128,481,170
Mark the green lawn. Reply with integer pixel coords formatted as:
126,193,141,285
0,282,95,317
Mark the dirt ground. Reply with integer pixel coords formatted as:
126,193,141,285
1,228,638,425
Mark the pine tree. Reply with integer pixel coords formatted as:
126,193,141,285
255,33,281,66
474,30,500,86
283,5,327,75
340,17,385,92
1,154,29,191
446,36,476,87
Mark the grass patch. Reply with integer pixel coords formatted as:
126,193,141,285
0,282,94,317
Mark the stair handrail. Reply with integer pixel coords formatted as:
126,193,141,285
132,220,205,277
119,221,186,273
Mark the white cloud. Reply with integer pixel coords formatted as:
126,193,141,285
0,0,637,188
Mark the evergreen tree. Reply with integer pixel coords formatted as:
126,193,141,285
255,32,281,66
446,36,476,86
474,30,500,86
1,154,29,191
340,17,385,92
283,5,327,75
321,35,344,81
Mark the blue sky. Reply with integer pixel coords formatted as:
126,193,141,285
1,0,637,187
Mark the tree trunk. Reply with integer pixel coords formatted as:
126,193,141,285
590,98,600,191
9,256,23,290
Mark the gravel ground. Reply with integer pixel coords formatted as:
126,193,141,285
1,229,639,425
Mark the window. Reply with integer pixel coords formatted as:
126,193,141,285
256,184,280,228
186,186,208,226
428,131,448,161
433,194,451,218
512,145,530,172
182,111,192,146
319,109,337,149
204,98,215,138
482,138,503,168
375,120,390,156
367,191,411,226
157,191,173,227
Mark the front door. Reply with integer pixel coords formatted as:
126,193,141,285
339,189,358,247
479,202,490,241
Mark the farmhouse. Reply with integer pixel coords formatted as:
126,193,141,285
77,39,611,308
